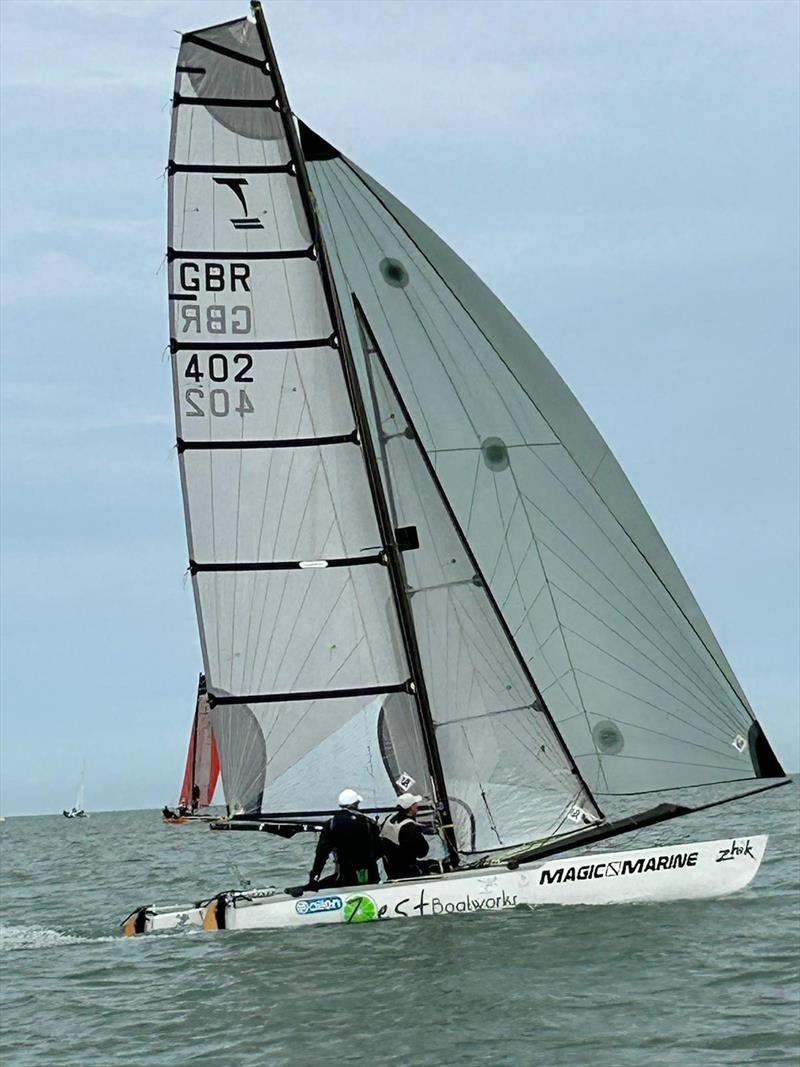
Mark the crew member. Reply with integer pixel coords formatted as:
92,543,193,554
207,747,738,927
308,789,381,889
380,793,435,880
191,783,201,813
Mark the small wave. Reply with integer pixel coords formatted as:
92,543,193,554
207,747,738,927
0,924,116,951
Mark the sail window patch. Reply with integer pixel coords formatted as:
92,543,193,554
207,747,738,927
379,258,409,289
592,720,625,756
481,437,510,472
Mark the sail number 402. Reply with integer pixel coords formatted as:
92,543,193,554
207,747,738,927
184,353,252,383
183,353,255,418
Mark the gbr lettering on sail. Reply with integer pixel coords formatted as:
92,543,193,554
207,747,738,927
175,260,254,422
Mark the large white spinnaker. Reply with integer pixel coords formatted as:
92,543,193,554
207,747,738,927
302,123,786,801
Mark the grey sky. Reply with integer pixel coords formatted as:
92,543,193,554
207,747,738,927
1,0,797,815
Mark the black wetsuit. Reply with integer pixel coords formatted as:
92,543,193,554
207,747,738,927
310,809,381,888
380,811,430,880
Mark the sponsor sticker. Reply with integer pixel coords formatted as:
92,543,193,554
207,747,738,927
343,895,379,923
396,772,415,791
295,895,343,916
716,839,755,863
539,849,699,885
732,734,747,753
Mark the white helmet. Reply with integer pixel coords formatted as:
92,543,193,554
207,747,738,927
338,788,363,808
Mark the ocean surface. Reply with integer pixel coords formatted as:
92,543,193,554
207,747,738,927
1,783,798,1067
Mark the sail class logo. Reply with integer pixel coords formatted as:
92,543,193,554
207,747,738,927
212,176,264,230
295,895,343,916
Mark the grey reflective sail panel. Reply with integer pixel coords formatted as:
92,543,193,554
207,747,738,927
302,122,785,797
355,305,599,849
168,15,421,815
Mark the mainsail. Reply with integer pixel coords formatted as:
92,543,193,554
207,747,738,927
166,4,783,861
178,674,220,810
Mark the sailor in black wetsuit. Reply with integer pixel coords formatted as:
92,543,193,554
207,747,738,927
308,789,381,889
380,793,435,880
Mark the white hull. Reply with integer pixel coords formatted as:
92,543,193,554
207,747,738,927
122,834,767,936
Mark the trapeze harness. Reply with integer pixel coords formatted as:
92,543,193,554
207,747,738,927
380,812,429,880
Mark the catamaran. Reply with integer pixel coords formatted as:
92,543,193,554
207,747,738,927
162,674,221,824
64,760,88,819
122,2,787,935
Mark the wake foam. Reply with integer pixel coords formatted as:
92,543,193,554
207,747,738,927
0,924,115,951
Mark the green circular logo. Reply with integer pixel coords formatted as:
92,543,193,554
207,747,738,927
343,895,378,923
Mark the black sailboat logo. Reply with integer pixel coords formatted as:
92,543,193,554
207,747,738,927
213,176,264,230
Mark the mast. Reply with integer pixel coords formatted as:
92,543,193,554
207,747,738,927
249,1,458,862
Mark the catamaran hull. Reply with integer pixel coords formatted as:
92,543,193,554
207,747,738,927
162,813,219,826
122,834,767,936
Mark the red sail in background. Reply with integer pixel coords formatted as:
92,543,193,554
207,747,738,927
179,675,220,809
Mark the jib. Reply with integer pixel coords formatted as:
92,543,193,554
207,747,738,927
179,262,250,292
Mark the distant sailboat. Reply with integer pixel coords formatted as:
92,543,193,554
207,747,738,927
123,1,787,935
63,761,88,819
162,674,221,824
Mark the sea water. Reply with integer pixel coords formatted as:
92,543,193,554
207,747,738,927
1,782,798,1066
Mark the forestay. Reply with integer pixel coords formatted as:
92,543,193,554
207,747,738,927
303,124,785,800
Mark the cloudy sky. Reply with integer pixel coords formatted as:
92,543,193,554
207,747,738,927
1,0,797,815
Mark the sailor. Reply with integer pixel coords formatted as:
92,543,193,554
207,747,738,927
191,783,201,813
380,793,434,880
307,789,381,889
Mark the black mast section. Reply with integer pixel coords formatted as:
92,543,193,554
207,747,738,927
249,1,459,864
